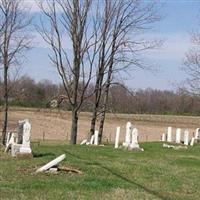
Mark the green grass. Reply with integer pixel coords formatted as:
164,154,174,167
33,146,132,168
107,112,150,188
1,142,200,200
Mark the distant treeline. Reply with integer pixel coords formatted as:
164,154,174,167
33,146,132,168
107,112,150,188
0,75,199,115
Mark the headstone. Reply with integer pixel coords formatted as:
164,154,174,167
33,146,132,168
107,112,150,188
11,144,21,157
130,128,139,148
114,127,120,148
5,132,15,152
161,133,166,141
6,132,11,146
124,122,132,146
184,130,189,145
80,139,87,145
4,119,32,157
18,120,24,144
19,119,32,154
94,130,99,145
36,154,66,172
90,135,94,145
195,128,200,139
175,128,181,144
190,137,195,146
167,127,172,142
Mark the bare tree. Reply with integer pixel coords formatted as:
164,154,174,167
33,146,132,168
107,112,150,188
0,0,31,145
38,0,99,144
89,0,161,143
183,31,200,94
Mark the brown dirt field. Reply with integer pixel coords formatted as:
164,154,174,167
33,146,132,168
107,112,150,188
1,107,200,143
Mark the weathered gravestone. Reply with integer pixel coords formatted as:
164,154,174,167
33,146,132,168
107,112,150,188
161,133,166,142
190,137,195,146
175,128,181,144
121,122,143,151
19,119,32,154
36,154,66,173
184,130,189,146
195,128,200,140
81,130,100,146
94,130,99,145
130,128,140,149
167,127,172,142
123,122,132,147
5,132,16,152
80,139,87,145
5,119,32,157
114,127,120,148
90,135,95,145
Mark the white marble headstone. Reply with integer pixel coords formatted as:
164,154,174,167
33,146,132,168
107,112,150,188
94,130,99,145
19,119,32,154
184,130,189,146
195,128,200,139
167,127,172,142
130,128,139,148
80,139,87,145
190,137,195,146
175,128,181,144
114,127,120,148
36,154,66,172
5,132,15,152
161,133,166,142
125,122,132,146
90,135,94,145
6,132,11,146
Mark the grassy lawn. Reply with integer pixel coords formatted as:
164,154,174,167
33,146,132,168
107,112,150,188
0,142,200,200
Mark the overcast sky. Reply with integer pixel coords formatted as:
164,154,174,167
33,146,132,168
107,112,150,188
21,0,200,90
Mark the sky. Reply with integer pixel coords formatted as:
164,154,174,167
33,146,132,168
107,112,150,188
21,0,200,90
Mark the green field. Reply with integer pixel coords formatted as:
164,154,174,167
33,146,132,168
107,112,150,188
0,142,200,200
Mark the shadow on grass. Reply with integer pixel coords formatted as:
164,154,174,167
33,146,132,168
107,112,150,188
64,150,172,200
33,152,55,158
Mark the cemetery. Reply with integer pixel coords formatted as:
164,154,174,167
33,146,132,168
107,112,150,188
1,110,200,200
1,1,200,200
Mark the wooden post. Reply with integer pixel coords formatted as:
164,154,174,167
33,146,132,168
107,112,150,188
43,132,45,141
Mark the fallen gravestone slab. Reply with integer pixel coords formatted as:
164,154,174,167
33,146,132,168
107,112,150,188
163,143,188,150
36,154,66,173
80,139,87,145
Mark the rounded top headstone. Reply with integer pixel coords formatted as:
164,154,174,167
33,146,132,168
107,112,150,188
126,122,132,128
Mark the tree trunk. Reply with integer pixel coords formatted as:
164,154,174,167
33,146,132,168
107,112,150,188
2,67,8,145
70,54,80,144
89,66,105,137
98,55,113,143
98,90,109,144
89,80,102,137
89,103,99,138
98,78,111,143
89,16,108,137
70,108,78,144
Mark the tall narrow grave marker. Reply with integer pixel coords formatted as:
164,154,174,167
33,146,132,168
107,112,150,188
115,127,120,148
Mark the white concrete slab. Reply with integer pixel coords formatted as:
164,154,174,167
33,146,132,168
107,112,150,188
36,154,66,172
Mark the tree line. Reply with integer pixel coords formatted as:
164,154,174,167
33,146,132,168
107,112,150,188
1,75,200,116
